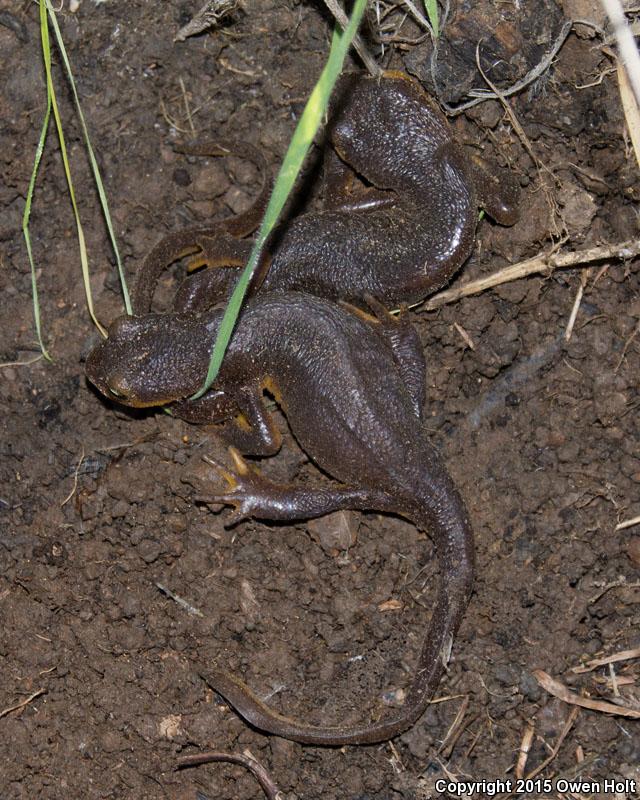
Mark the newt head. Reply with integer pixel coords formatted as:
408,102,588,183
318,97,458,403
85,312,216,408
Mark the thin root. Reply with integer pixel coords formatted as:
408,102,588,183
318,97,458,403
534,669,640,719
0,688,46,719
421,238,640,311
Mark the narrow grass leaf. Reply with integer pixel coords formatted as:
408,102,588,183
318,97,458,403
22,87,53,361
40,1,107,337
192,0,368,398
424,0,439,37
46,3,131,314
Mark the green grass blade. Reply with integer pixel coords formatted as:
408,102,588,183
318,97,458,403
46,3,131,315
191,0,368,399
22,84,53,362
424,0,439,37
39,0,107,337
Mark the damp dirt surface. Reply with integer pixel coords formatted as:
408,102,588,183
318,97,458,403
1,1,639,798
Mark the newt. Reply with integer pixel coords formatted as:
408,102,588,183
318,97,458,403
133,71,519,315
85,291,474,745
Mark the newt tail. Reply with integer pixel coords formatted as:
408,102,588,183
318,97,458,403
199,461,473,745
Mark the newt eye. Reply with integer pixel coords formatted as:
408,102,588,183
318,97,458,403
106,372,133,400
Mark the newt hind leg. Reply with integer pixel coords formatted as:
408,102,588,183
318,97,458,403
341,295,426,421
172,267,238,312
196,445,394,525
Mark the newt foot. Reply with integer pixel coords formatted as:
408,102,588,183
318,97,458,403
201,447,278,526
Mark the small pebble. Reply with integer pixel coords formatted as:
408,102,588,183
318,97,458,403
172,167,191,187
137,539,161,563
382,687,406,707
308,510,358,553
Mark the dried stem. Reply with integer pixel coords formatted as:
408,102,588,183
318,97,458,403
422,239,640,311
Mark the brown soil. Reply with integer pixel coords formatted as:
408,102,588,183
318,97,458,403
1,1,639,799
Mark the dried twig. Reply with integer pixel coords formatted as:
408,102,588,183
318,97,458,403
564,270,589,342
387,740,405,774
588,578,640,604
534,669,640,718
515,722,535,780
475,41,547,175
571,646,640,674
179,77,196,137
453,321,475,350
427,693,466,704
616,514,640,531
437,695,469,756
160,98,194,135
616,58,640,167
597,673,635,688
60,447,85,507
0,689,46,719
323,0,382,77
0,354,43,369
615,320,640,371
601,0,640,105
525,705,579,781
156,583,204,617
174,0,238,42
422,239,640,311
398,0,432,35
609,662,620,697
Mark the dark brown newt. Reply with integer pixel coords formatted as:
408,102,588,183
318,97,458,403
85,291,474,745
133,71,519,315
